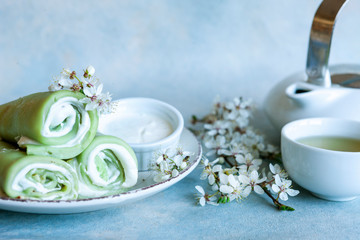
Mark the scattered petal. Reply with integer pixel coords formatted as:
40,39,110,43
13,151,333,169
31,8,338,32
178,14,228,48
220,185,233,194
219,172,228,185
199,197,206,206
208,174,215,185
254,185,264,195
272,184,280,193
212,165,222,172
287,189,300,197
195,185,205,195
279,192,288,201
242,186,252,197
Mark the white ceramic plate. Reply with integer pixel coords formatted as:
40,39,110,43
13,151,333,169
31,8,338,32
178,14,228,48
0,128,201,214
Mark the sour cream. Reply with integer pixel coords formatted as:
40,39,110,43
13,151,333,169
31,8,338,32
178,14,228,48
98,98,184,171
101,112,174,144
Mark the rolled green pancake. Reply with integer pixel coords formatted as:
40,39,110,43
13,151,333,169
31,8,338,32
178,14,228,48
0,90,98,159
0,141,78,200
69,135,138,198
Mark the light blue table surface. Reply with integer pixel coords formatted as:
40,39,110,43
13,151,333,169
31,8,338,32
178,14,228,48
1,0,360,239
1,167,360,239
0,165,360,239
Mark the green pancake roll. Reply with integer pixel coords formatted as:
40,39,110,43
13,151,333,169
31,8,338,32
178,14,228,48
69,135,138,198
0,90,99,159
0,141,78,200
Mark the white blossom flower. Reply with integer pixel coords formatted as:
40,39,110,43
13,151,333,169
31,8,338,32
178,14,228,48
218,143,245,157
223,97,252,122
195,185,218,206
97,92,114,114
155,148,179,164
220,173,250,202
173,155,188,170
235,116,250,129
176,146,193,158
59,77,74,89
153,160,171,182
204,120,231,136
238,170,266,196
269,163,288,179
49,74,73,91
236,153,262,172
266,144,278,154
154,172,171,182
204,135,229,156
200,157,219,180
152,146,193,183
83,81,103,99
48,81,62,91
271,175,299,201
159,160,170,173
61,68,72,78
217,172,236,200
239,129,266,156
229,131,242,145
80,90,113,114
49,66,115,115
80,97,98,111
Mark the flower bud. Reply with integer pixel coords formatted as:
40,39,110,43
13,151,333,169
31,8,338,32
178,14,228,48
69,71,76,79
86,65,95,76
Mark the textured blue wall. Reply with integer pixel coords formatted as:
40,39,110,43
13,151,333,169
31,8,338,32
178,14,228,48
0,0,359,138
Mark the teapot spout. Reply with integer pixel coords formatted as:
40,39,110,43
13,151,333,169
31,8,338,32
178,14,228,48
285,82,326,106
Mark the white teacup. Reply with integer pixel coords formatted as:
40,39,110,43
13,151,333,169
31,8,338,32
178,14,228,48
281,118,360,201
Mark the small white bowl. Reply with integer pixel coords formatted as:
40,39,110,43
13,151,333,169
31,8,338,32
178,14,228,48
281,118,360,201
98,98,184,171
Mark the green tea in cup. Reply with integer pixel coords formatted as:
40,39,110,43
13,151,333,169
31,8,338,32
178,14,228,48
297,136,360,152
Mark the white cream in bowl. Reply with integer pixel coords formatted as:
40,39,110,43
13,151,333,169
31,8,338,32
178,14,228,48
98,98,184,171
107,112,174,144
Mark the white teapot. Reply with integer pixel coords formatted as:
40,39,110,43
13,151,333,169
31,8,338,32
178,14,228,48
264,0,360,132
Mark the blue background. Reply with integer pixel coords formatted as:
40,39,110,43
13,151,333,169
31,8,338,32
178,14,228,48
1,0,360,128
1,0,360,239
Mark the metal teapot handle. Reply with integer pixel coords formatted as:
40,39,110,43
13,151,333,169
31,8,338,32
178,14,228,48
306,0,348,87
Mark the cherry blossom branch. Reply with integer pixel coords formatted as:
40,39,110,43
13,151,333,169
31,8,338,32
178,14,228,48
48,65,115,114
192,96,299,210
225,158,295,211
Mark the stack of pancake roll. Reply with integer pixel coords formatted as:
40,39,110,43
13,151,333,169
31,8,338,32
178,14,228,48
0,67,138,200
